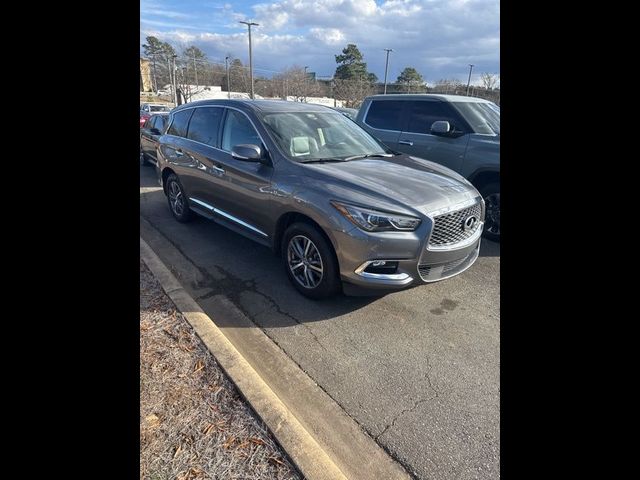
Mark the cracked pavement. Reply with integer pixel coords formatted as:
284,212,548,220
140,165,500,479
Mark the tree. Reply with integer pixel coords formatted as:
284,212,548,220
333,44,377,106
396,67,425,93
333,79,375,108
480,72,499,90
229,58,249,95
334,44,369,80
142,36,165,92
182,46,207,87
433,78,463,94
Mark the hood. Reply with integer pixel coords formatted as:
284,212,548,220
304,155,479,215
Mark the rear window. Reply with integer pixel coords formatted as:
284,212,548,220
167,110,193,138
149,105,169,112
365,100,405,131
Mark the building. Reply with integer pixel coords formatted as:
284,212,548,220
140,58,152,92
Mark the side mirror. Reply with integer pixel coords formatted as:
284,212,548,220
431,120,451,135
150,128,161,135
231,144,269,165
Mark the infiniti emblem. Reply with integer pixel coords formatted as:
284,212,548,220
463,215,477,231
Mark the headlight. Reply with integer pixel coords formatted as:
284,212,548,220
331,201,421,232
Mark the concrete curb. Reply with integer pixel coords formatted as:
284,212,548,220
141,237,347,480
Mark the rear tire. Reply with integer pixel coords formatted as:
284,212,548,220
282,222,341,299
480,182,500,242
165,173,193,223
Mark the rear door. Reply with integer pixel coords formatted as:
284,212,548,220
160,108,197,193
397,100,471,173
359,100,407,151
180,106,226,212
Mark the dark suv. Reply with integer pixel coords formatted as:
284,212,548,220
155,100,485,298
356,94,500,241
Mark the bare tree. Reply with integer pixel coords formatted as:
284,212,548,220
433,78,464,94
333,78,375,108
480,73,499,90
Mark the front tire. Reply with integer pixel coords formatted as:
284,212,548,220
165,173,193,223
282,223,341,299
480,182,500,242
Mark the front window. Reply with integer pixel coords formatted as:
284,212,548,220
261,111,388,162
452,102,500,135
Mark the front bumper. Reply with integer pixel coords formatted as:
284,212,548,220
333,205,483,294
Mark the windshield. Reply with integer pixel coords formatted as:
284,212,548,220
261,111,388,162
150,105,170,112
452,101,500,135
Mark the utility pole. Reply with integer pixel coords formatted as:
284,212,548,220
383,48,393,94
225,56,231,99
304,66,309,102
466,64,474,95
239,21,259,99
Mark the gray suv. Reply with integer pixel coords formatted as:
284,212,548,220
356,94,500,241
156,100,485,298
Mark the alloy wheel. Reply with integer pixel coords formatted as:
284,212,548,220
287,235,324,289
168,180,184,216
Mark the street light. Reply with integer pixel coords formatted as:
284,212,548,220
304,66,309,102
239,20,259,99
383,48,393,94
172,54,178,105
466,64,474,96
225,56,231,99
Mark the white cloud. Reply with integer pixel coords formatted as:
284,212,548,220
141,0,499,81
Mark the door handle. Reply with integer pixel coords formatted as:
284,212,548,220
212,165,225,175
175,149,184,157
398,140,413,146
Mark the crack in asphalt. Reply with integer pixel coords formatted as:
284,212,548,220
375,356,440,444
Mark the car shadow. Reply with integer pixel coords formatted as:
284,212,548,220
480,238,500,257
139,164,161,188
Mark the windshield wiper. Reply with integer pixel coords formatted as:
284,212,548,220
343,153,394,161
301,158,347,164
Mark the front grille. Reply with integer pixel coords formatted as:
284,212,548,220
429,201,483,247
418,246,479,282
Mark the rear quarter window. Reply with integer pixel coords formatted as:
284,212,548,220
167,110,193,138
364,100,405,131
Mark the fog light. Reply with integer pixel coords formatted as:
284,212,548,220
364,261,399,275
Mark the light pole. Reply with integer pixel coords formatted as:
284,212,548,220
239,20,259,99
383,48,393,94
225,56,231,99
172,54,178,105
304,66,309,102
466,64,474,96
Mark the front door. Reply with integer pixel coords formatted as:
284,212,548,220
396,100,470,173
205,108,274,240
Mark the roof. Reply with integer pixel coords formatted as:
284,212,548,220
365,93,493,103
172,99,336,114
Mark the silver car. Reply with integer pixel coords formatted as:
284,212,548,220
156,100,484,299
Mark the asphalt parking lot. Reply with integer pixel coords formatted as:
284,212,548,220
140,164,500,480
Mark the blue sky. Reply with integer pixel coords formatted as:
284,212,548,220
140,0,499,85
